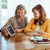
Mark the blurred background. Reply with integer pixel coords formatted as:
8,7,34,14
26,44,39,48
0,0,50,29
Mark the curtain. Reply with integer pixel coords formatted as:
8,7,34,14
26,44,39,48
0,0,2,28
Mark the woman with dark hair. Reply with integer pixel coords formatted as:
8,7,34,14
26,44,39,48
1,4,28,36
24,4,50,39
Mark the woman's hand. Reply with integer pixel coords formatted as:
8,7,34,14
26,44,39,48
14,28,25,33
2,30,9,36
14,29,20,33
26,30,41,36
39,30,46,35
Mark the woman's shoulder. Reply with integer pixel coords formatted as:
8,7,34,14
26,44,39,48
45,18,50,23
31,18,34,20
9,16,16,20
30,18,35,22
46,18,50,21
23,16,28,21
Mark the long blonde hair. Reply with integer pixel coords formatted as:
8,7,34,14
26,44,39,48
15,4,26,17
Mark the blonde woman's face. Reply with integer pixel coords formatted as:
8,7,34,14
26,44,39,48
17,9,24,18
33,9,40,19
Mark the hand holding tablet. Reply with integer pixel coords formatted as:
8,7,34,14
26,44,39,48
6,25,15,36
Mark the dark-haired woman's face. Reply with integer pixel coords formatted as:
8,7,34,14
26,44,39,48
33,9,40,19
17,9,24,18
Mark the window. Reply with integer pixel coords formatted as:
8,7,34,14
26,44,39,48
1,0,8,27
0,0,50,28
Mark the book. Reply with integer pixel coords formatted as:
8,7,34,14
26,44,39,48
30,36,50,44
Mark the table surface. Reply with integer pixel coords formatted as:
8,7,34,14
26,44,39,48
0,32,50,50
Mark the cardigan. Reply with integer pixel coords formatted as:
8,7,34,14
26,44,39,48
24,18,50,39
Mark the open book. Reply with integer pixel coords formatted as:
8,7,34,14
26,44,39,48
31,36,43,41
30,36,50,44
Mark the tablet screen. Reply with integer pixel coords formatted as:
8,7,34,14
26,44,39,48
6,25,15,36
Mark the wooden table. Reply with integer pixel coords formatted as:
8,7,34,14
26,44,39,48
0,32,50,50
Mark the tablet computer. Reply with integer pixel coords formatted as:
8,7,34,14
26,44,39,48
6,25,15,36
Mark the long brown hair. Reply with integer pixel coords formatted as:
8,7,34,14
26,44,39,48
32,4,46,25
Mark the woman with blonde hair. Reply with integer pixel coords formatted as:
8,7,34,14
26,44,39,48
1,4,28,36
24,4,50,39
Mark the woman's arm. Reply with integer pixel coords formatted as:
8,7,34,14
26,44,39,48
14,28,25,33
25,30,41,36
24,18,34,33
41,19,50,39
2,30,9,36
1,18,12,36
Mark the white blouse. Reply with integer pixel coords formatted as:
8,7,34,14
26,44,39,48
36,22,40,31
